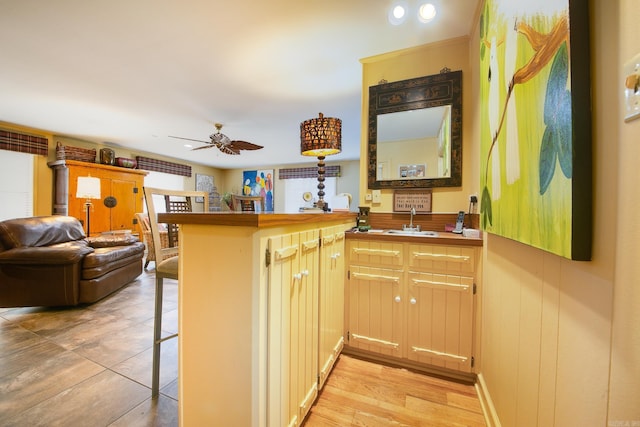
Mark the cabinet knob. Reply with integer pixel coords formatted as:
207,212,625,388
293,273,302,280
394,296,401,303
301,270,309,276
410,297,417,305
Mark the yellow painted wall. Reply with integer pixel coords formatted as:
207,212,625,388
359,37,477,213
470,0,638,426
609,0,640,423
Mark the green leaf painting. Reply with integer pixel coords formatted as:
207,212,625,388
479,0,591,260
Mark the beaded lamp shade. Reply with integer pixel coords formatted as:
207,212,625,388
300,112,342,156
300,112,342,211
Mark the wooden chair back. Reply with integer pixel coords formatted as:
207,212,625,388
142,187,208,264
231,194,265,212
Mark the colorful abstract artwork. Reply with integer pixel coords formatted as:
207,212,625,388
479,0,591,260
242,169,274,212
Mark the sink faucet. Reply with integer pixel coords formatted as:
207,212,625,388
403,207,420,232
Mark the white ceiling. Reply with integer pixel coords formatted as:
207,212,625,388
0,0,479,169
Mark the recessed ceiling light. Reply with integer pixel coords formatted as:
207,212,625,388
393,5,406,19
418,3,436,23
388,2,408,25
184,144,192,148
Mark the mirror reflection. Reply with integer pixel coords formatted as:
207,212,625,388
368,70,462,189
376,106,451,180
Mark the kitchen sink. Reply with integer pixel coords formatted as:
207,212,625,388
385,229,439,237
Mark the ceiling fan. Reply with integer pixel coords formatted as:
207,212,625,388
169,123,263,155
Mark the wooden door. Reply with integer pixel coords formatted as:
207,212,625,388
268,230,320,427
66,167,110,235
109,178,139,231
406,271,474,372
347,264,404,359
318,226,346,388
295,230,319,423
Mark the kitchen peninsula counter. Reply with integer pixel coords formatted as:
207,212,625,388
157,211,355,426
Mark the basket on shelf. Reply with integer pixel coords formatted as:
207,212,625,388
56,142,96,162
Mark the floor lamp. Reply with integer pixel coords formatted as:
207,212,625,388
300,112,342,211
76,176,101,236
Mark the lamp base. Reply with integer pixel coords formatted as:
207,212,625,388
315,199,330,212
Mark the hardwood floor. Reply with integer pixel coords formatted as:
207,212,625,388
304,356,486,426
0,269,485,426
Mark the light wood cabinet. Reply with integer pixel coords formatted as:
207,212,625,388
158,212,355,425
346,238,480,376
268,229,320,427
318,225,346,389
267,224,348,426
49,160,147,236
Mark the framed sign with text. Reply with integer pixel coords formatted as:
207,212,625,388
393,189,432,213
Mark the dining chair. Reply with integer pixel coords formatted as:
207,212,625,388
135,212,171,269
142,187,208,398
231,194,265,212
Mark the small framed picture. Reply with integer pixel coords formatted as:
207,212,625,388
398,164,426,179
195,174,214,203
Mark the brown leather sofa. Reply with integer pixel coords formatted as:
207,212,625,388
0,215,145,307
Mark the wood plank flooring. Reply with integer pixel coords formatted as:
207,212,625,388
0,269,485,426
303,355,486,426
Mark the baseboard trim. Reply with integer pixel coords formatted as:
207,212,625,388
475,373,501,427
342,346,476,384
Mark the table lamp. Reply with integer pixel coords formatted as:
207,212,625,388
76,176,101,236
300,112,342,211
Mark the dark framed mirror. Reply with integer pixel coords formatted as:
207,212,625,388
368,70,462,189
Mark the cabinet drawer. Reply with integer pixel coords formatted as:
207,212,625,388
348,241,404,267
408,244,475,274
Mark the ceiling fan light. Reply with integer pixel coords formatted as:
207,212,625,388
418,3,436,23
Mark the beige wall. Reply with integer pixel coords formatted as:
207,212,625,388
471,0,638,426
222,160,360,212
359,37,476,213
609,0,640,423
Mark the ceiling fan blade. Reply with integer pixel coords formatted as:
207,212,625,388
218,144,241,155
168,135,211,144
230,140,264,151
191,144,217,151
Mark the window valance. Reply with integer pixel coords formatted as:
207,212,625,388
0,129,48,156
136,156,192,177
279,165,340,179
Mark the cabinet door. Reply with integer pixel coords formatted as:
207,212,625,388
109,178,139,231
318,226,346,388
406,271,474,372
65,162,145,236
347,265,404,358
268,230,319,427
348,240,404,268
295,230,320,423
67,170,110,235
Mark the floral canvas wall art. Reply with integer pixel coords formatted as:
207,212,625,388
479,0,592,260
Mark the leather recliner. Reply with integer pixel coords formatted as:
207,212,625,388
0,215,145,307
